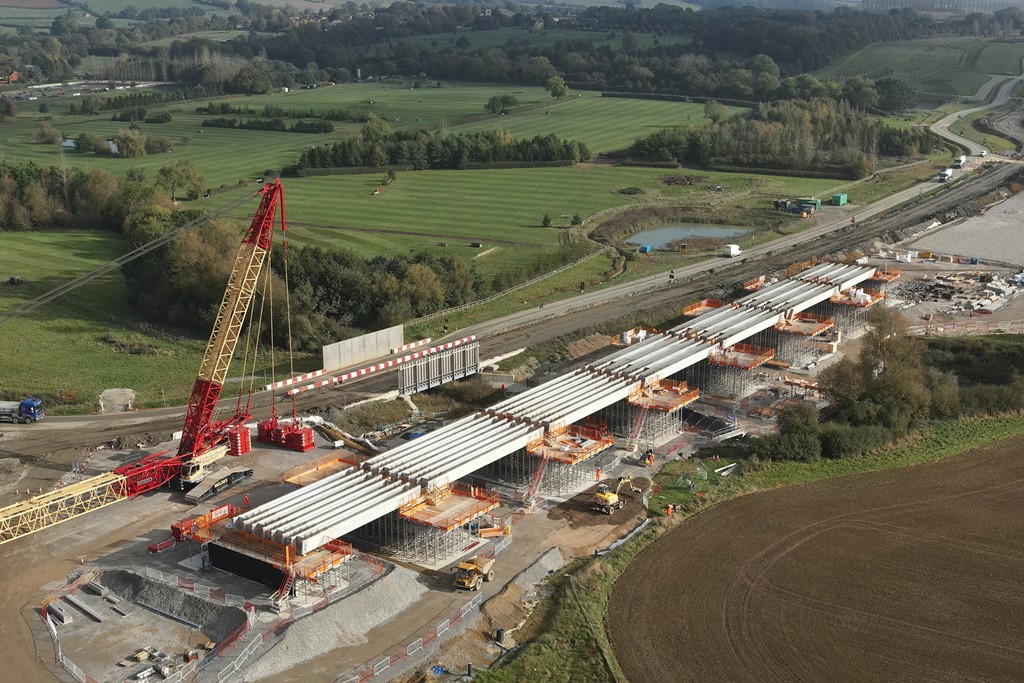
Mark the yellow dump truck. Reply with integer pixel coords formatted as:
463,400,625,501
454,556,495,591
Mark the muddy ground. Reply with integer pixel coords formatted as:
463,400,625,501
608,439,1024,682
547,478,651,529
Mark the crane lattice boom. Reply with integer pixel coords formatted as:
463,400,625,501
178,180,284,459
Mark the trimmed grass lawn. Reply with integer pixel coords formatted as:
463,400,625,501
456,96,742,153
212,166,839,266
1,82,561,187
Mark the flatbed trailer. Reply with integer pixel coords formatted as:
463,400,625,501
184,467,253,505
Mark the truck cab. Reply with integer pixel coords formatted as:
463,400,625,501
0,398,44,423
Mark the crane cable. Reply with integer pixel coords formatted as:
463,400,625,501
0,191,259,326
279,185,299,420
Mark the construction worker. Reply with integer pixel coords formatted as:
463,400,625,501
595,467,602,481
243,494,250,508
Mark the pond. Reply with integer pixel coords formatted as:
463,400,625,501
626,223,752,250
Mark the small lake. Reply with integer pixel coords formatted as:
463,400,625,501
626,223,752,249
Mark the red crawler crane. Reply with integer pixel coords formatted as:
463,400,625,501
114,180,312,496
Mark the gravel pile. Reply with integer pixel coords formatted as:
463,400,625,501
241,565,427,682
0,457,20,477
513,548,564,594
101,570,245,642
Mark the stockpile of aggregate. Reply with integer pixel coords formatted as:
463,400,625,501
242,564,427,681
102,569,246,642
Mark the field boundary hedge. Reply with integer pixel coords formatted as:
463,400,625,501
293,160,575,177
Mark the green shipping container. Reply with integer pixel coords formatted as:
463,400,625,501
799,198,821,210
832,193,848,206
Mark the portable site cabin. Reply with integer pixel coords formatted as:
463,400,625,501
798,198,822,211
832,193,848,206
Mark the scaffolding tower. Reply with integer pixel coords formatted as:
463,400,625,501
598,379,701,451
809,287,881,337
351,511,477,566
347,484,498,564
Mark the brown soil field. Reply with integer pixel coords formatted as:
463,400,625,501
608,440,1024,682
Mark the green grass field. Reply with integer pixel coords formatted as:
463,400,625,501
950,108,1018,152
140,30,251,47
0,6,63,33
0,82,746,188
0,82,564,187
212,165,837,270
814,38,1024,97
456,96,740,153
0,229,312,412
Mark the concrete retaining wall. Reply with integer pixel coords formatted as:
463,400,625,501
322,325,403,371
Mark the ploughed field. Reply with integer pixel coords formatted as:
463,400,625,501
608,439,1024,682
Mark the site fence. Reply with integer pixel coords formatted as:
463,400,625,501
906,318,1024,336
38,569,102,683
212,549,387,682
333,538,511,683
142,565,262,608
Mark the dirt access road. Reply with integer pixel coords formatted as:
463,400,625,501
608,439,1024,682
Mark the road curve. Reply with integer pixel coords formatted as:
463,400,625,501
931,58,1024,155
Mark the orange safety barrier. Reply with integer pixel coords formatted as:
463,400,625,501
709,343,776,370
742,275,769,291
399,483,500,532
682,298,725,316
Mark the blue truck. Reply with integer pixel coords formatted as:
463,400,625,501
0,398,44,423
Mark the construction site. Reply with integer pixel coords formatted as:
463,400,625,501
0,179,916,683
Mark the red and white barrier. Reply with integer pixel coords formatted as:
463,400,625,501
285,336,476,396
264,368,327,392
391,337,431,354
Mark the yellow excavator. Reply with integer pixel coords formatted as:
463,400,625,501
591,475,642,515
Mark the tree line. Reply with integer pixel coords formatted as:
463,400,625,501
0,159,204,231
631,97,937,178
286,113,589,174
741,306,1023,465
195,101,368,122
201,117,335,133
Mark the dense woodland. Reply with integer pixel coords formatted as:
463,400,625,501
0,4,998,99
287,113,589,173
631,97,937,177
